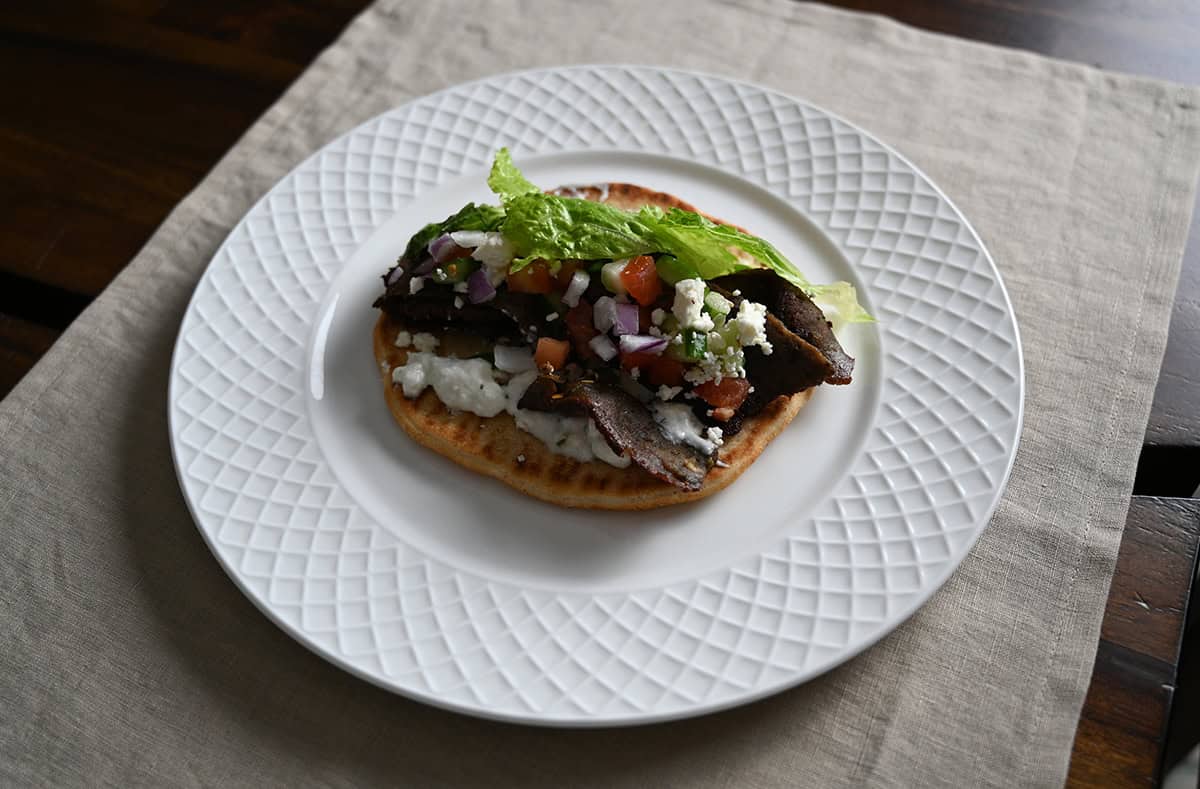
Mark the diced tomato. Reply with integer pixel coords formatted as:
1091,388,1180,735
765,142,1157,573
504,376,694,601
554,259,581,289
693,377,752,409
619,353,686,387
620,351,659,372
507,260,554,294
564,302,597,358
619,255,662,306
644,356,686,387
534,337,570,370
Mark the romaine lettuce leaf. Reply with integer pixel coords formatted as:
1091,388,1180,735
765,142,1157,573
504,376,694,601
809,281,875,330
476,148,873,322
498,191,657,271
638,206,813,292
487,148,540,202
401,202,505,263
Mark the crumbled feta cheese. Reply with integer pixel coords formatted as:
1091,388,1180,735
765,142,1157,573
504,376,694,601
409,276,426,294
672,278,715,332
516,454,526,463
454,296,464,309
733,300,773,354
657,385,683,401
411,332,439,352
453,281,469,293
705,426,724,448
684,346,746,385
562,270,590,308
593,296,618,333
651,308,666,326
393,330,412,349
545,312,559,322
451,230,515,285
732,289,742,297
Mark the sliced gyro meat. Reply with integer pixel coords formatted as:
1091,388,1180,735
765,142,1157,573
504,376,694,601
714,270,854,384
518,376,713,491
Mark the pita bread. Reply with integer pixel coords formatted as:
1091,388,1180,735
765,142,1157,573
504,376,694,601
372,184,815,510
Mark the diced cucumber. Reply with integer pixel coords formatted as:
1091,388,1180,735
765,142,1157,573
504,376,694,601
664,342,689,362
719,322,741,350
706,330,727,353
654,254,699,285
431,258,479,284
600,259,629,294
681,328,708,361
704,290,732,318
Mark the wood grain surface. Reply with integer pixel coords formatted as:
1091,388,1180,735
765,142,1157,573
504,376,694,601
1067,497,1200,787
1,1,1198,785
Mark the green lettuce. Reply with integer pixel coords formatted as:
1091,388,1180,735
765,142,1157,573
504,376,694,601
487,148,541,202
401,202,505,263
638,206,813,291
476,148,872,322
810,281,875,330
501,193,657,270
489,149,656,270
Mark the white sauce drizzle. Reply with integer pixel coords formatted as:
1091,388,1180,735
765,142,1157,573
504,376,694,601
650,402,721,455
392,353,631,468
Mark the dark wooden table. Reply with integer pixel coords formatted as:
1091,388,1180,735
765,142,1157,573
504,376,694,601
3,2,1198,785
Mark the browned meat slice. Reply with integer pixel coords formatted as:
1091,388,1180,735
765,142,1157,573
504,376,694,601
713,270,854,384
741,313,832,413
518,376,713,490
491,291,548,343
374,285,545,342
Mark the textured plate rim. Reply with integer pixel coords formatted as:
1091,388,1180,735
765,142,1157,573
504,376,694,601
167,64,1025,727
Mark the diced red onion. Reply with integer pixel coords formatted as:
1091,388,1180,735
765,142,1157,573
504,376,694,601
593,296,618,333
467,268,496,304
562,270,590,308
613,302,640,336
385,266,404,286
427,233,461,263
493,344,535,373
618,334,668,355
588,334,618,361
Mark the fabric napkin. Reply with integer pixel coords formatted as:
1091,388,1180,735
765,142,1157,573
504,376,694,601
3,0,1199,786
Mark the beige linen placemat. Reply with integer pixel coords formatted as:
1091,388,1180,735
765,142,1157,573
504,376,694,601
3,1,1199,786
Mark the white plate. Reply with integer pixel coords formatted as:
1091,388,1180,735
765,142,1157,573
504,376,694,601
169,66,1023,725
